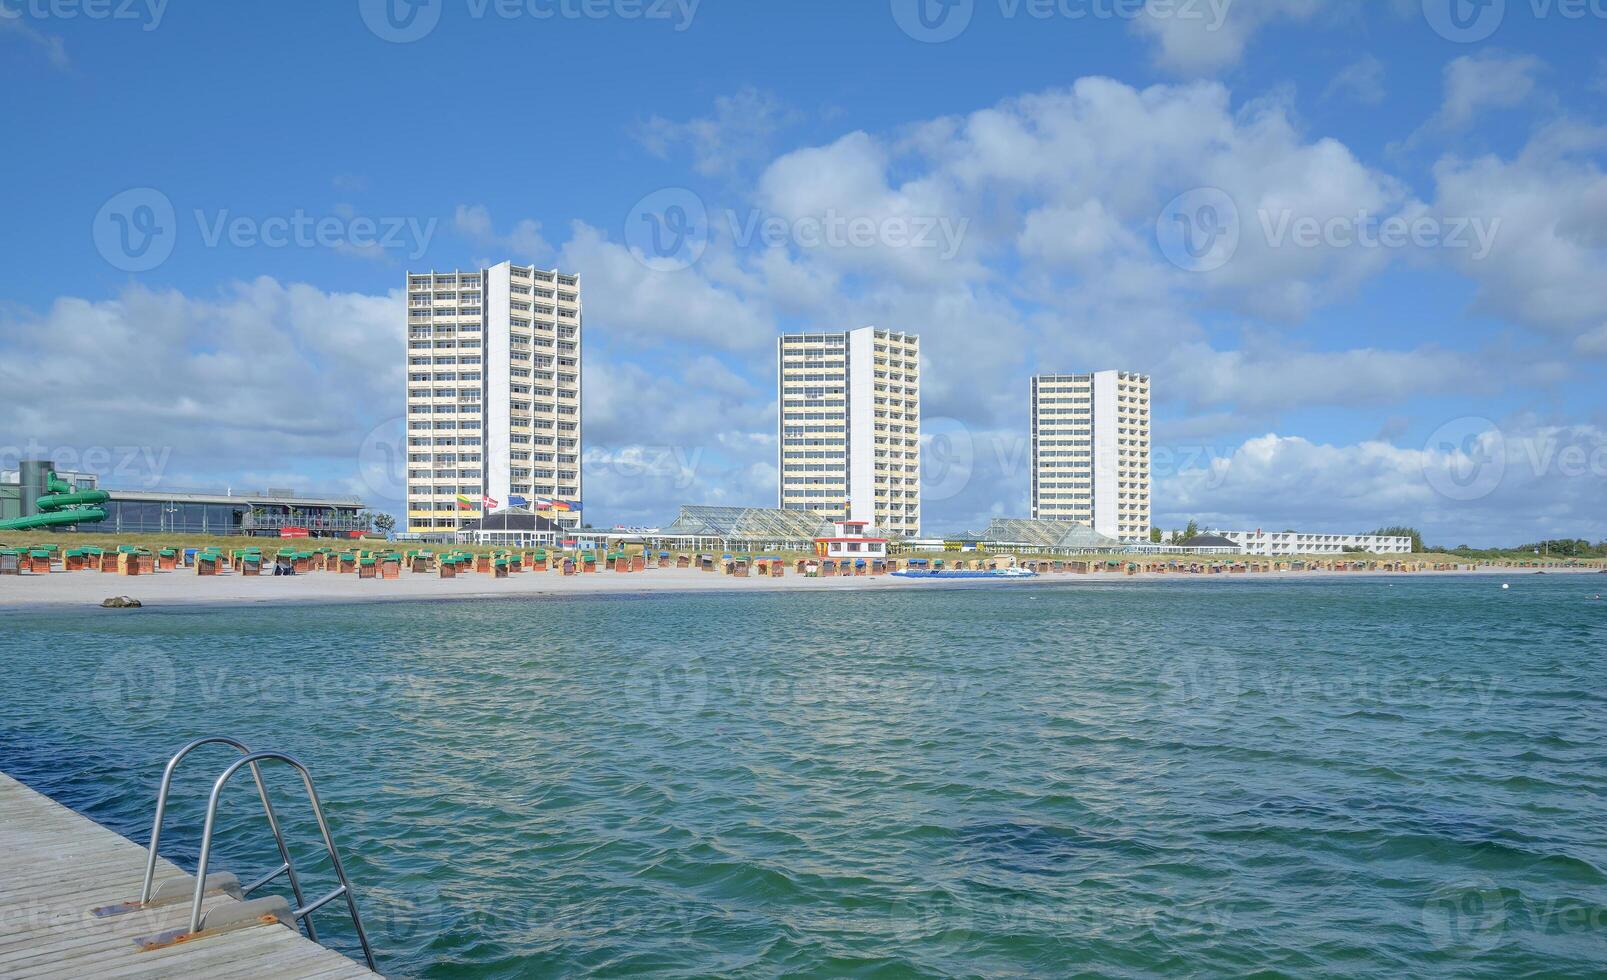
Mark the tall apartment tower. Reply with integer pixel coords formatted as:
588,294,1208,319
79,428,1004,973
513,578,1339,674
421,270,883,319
405,262,582,537
1030,370,1150,540
777,326,921,537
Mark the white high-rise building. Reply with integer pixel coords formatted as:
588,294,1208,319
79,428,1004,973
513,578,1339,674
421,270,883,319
1031,371,1150,540
405,262,582,536
777,327,921,537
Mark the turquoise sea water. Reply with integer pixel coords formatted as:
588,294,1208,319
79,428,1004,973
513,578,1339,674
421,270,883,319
2,576,1605,977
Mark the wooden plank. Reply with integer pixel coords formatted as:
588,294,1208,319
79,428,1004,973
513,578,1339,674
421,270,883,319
0,772,379,978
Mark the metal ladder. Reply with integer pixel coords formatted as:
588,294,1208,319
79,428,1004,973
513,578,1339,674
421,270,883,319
141,737,377,971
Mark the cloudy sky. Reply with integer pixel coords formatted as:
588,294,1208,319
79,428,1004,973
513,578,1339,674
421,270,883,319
1,0,1603,545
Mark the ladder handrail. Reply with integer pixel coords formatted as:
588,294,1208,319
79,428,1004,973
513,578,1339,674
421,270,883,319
140,737,319,942
188,751,376,972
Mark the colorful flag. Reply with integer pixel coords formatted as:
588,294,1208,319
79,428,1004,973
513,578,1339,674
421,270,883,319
455,494,474,510
482,494,499,510
509,495,530,508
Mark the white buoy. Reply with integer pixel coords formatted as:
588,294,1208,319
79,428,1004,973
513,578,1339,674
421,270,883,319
1501,583,1510,590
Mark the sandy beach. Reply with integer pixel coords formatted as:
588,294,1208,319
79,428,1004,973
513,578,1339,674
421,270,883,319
2,564,1599,611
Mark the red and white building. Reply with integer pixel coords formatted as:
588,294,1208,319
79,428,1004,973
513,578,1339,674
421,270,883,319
814,520,888,560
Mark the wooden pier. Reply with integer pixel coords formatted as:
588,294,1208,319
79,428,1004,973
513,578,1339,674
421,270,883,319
0,771,378,978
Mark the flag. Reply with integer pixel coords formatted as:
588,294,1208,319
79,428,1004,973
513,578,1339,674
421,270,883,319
482,494,499,510
509,495,530,508
455,495,474,510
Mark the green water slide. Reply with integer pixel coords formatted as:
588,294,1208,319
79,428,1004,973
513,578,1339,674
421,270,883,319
0,471,110,531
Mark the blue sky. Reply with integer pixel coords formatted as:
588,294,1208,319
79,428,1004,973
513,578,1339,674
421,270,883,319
1,0,1604,545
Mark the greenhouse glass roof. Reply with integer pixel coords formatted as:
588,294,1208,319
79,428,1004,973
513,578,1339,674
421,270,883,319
662,506,890,541
968,518,1123,550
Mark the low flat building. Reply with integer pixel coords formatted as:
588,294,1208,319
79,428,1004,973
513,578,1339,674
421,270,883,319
456,508,561,548
1222,530,1413,555
0,461,369,538
95,487,370,538
1127,534,1242,556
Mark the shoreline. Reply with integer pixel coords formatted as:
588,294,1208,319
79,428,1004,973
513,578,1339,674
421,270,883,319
2,564,1600,613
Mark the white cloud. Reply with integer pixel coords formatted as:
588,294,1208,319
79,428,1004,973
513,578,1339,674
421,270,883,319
453,204,552,263
557,222,774,351
1438,52,1542,130
1430,121,1607,337
1325,54,1386,105
1159,425,1607,545
0,279,400,491
0,16,68,69
635,87,799,178
1133,0,1331,74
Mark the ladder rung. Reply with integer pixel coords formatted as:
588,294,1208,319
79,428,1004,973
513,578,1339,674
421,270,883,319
242,862,290,896
294,885,347,920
